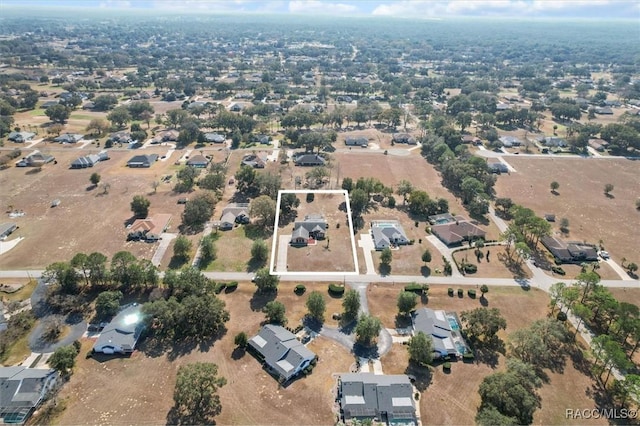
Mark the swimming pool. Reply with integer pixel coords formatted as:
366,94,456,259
455,341,466,355
447,316,460,331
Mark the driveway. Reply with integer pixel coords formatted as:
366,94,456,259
357,233,376,275
605,258,635,281
426,235,462,278
276,235,290,272
152,233,177,267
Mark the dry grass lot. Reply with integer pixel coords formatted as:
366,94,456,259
494,157,640,266
452,246,532,279
55,282,354,426
281,192,356,273
370,285,606,425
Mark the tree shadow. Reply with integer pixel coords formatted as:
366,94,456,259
303,316,323,333
471,336,505,369
168,256,188,270
420,266,431,277
605,193,615,199
245,258,266,273
394,314,412,329
231,346,246,360
244,224,272,240
249,290,277,312
405,361,432,392
339,318,357,335
166,406,218,426
353,342,379,359
479,296,489,307
378,264,391,276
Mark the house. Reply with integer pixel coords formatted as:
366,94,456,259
595,106,614,115
392,133,417,145
544,137,567,148
252,134,270,145
0,367,58,424
40,100,59,109
412,308,467,357
54,133,83,144
0,223,17,240
7,132,36,143
294,153,325,167
496,102,512,110
461,135,481,145
371,220,409,250
127,154,158,168
488,162,509,174
70,154,99,169
107,131,133,145
345,137,368,147
218,203,250,230
541,235,598,264
229,103,243,112
16,151,55,167
203,133,226,144
430,217,486,246
589,138,609,152
291,214,327,245
338,373,416,424
93,304,145,355
499,136,522,148
186,154,209,168
248,324,316,382
82,101,95,110
127,213,172,241
241,153,266,168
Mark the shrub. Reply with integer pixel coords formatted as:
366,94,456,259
457,289,463,297
443,362,451,371
463,352,475,362
409,239,415,245
294,284,306,295
404,283,423,293
225,281,238,292
306,193,314,202
214,282,226,294
551,266,566,276
448,288,454,297
328,283,345,296
468,289,476,298
462,263,477,274
557,311,568,321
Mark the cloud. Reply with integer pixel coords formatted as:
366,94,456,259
371,0,632,18
288,0,358,15
99,0,132,8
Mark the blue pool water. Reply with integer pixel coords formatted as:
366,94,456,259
455,341,466,354
448,316,460,331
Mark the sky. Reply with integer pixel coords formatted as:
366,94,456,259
1,0,639,20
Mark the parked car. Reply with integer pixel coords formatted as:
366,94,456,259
177,198,188,204
599,251,610,260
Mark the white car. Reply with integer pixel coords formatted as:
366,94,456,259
599,251,610,260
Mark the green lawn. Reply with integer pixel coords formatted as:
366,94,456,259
203,227,257,272
29,108,46,116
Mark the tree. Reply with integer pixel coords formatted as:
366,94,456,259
263,301,287,325
181,192,216,232
249,195,276,227
130,195,150,218
175,166,200,193
604,183,614,196
508,318,570,369
397,291,418,316
476,406,519,426
166,108,190,128
173,236,192,264
355,314,382,346
49,344,79,376
234,332,248,348
253,267,279,293
128,100,154,120
421,249,432,265
199,234,217,266
45,104,71,123
342,289,361,319
407,331,434,366
628,262,639,276
250,239,269,266
107,105,132,128
477,358,541,425
89,172,101,187
559,217,570,233
173,363,226,424
480,285,489,299
280,193,300,217
86,118,109,136
95,290,123,319
461,307,507,343
306,291,326,321
550,181,559,194
92,94,118,111
396,180,414,204
380,247,392,265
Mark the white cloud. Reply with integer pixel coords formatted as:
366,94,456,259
371,0,625,18
288,0,358,15
99,0,132,8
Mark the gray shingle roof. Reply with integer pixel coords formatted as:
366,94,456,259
0,367,58,420
93,304,144,354
339,373,416,421
248,325,316,381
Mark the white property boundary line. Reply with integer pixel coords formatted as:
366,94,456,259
269,189,360,276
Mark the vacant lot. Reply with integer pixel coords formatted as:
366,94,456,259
279,192,356,273
494,157,640,266
370,284,606,425
55,281,353,425
452,245,532,279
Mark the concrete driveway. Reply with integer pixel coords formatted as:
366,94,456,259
276,235,290,272
152,233,177,266
358,233,376,275
426,235,462,278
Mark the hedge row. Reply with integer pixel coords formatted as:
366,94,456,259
404,283,429,294
328,283,345,296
